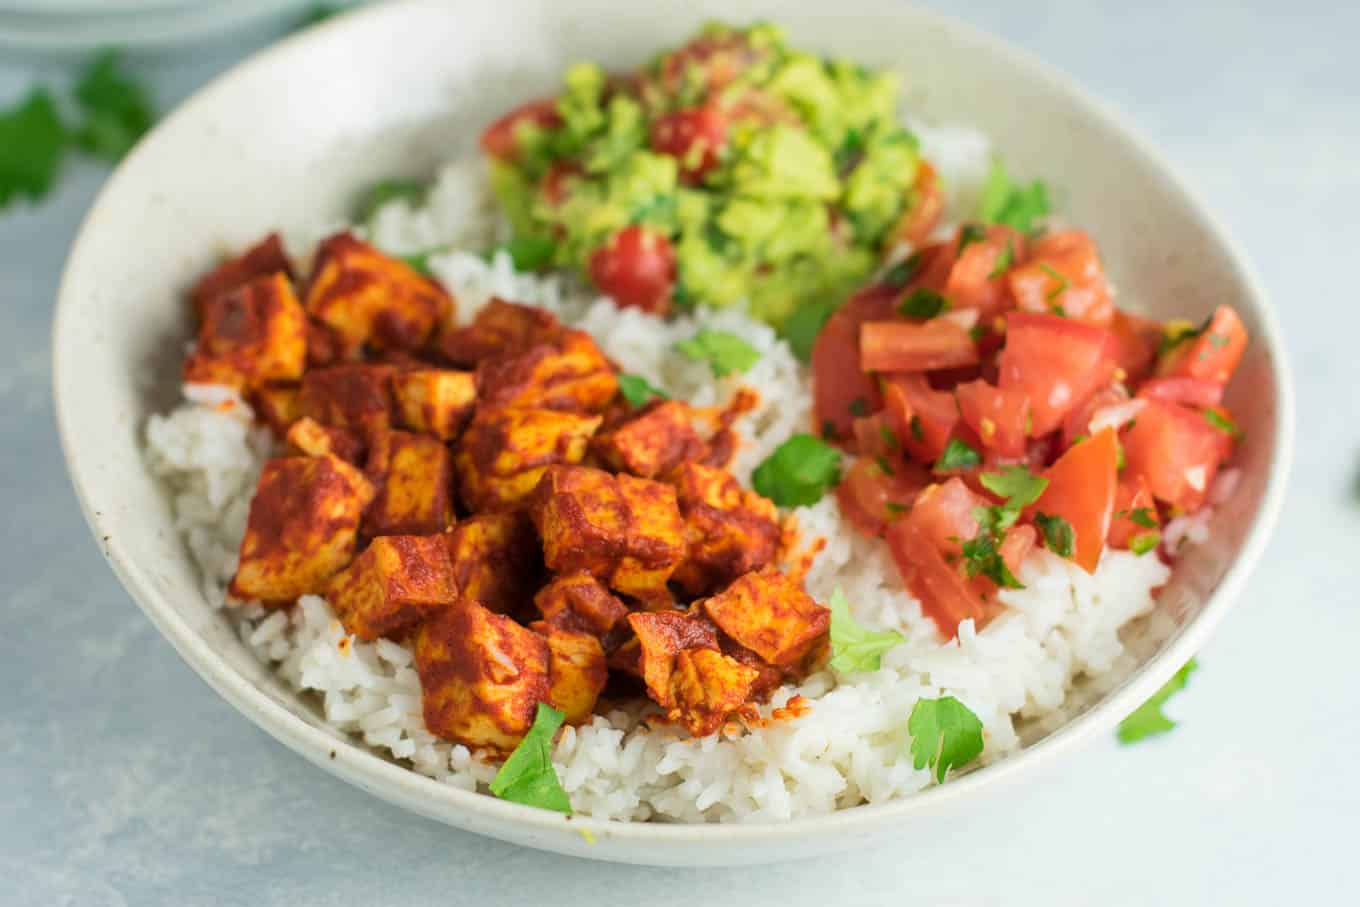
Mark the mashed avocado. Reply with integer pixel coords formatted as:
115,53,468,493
482,21,924,337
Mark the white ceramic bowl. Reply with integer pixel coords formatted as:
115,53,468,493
53,0,1292,866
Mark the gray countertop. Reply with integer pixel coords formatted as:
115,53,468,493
1,2,1355,903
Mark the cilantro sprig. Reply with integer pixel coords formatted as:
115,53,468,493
898,288,949,319
490,703,572,813
908,696,985,783
1035,512,1074,558
1117,658,1198,744
675,329,761,378
0,90,66,209
71,51,155,163
617,373,668,408
752,434,842,507
356,178,427,222
959,466,1052,588
935,438,981,472
828,589,904,673
977,159,1051,234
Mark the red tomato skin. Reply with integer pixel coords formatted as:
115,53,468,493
1136,376,1225,409
1059,382,1129,450
812,283,898,446
955,379,1031,457
480,98,563,162
885,519,988,639
836,457,930,538
650,106,728,183
588,226,676,314
943,224,1026,318
1000,524,1037,575
891,162,945,247
1108,310,1160,384
999,311,1117,438
1122,399,1231,512
882,373,959,463
1008,230,1114,326
540,160,581,207
1108,475,1161,550
1029,427,1120,573
860,320,980,373
1157,305,1249,385
908,478,986,556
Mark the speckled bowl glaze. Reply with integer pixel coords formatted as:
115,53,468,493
53,0,1292,866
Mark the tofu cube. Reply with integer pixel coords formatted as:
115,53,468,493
305,232,453,355
299,363,395,436
476,329,617,413
327,534,457,640
414,598,550,751
253,383,302,438
392,368,476,440
286,416,364,464
437,298,562,366
700,568,829,667
183,272,306,392
190,232,293,321
363,428,455,537
229,455,374,603
592,401,706,478
532,623,608,726
454,406,601,512
666,462,782,596
668,647,759,737
443,512,542,615
612,475,686,600
626,610,719,708
534,570,629,638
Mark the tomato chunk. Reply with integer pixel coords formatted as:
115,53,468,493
860,320,979,373
540,161,581,207
1008,230,1114,326
1122,399,1231,512
1108,475,1161,550
882,373,959,462
1136,376,1224,409
650,106,728,184
1107,310,1160,384
1029,427,1119,573
908,478,986,556
836,457,931,538
480,98,563,162
1157,305,1248,385
943,224,1025,318
588,225,675,314
999,311,1116,437
885,519,987,638
812,283,898,444
1059,383,1130,450
999,524,1036,576
955,379,1030,457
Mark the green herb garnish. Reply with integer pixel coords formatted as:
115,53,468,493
1129,531,1161,556
752,433,843,507
956,222,987,253
0,89,66,210
908,696,985,783
979,466,1048,510
781,297,839,363
977,158,1050,234
617,374,668,408
490,234,557,271
1127,507,1158,529
909,415,924,442
898,288,950,319
960,521,1023,588
1037,262,1069,303
935,438,981,472
71,51,155,163
1035,512,1074,558
828,588,904,673
489,703,572,813
675,329,761,378
987,239,1015,279
882,250,925,289
1116,658,1198,744
879,424,899,451
357,178,427,221
848,397,870,418
1203,409,1242,439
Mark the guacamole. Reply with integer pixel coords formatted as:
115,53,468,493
479,21,926,343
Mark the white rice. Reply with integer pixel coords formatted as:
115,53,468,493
145,139,1209,823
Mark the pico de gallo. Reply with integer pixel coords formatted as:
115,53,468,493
817,221,1248,637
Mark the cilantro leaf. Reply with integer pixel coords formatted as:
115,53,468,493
752,433,842,507
1203,409,1242,439
1129,530,1161,556
909,415,924,442
827,588,904,673
490,234,557,271
1158,318,1202,356
781,297,839,363
882,251,925,289
935,438,981,472
489,703,572,813
897,288,950,319
617,373,668,407
72,51,155,163
848,396,870,417
960,529,1023,588
956,222,987,253
0,89,66,210
1128,507,1158,529
908,695,985,783
1117,658,1198,744
979,466,1048,510
987,239,1014,279
977,158,1050,234
675,329,761,378
1035,512,1074,558
356,178,427,221
1037,262,1069,303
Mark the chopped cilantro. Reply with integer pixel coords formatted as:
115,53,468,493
0,89,66,210
489,234,557,271
828,588,904,673
1129,531,1161,556
357,178,427,221
883,250,925,289
979,466,1048,510
909,415,924,442
676,329,761,378
820,418,839,441
1204,409,1242,439
879,423,899,451
1128,507,1158,529
1035,512,1074,558
1117,658,1198,744
1158,318,1202,356
617,373,668,407
752,433,842,507
956,222,987,253
935,438,981,472
885,501,909,515
781,297,839,363
977,158,1050,234
1037,262,1069,302
908,696,985,783
848,396,870,417
898,288,950,319
489,703,572,813
987,239,1014,279
960,525,1023,588
875,455,895,476
71,51,155,163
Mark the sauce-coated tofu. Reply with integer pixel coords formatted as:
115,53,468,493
592,401,706,478
229,455,374,604
183,273,306,392
286,416,364,464
438,297,563,366
666,462,782,596
612,475,686,600
253,383,302,438
363,428,455,537
455,406,601,512
414,597,550,751
392,368,476,440
699,568,829,667
532,622,608,725
327,534,457,640
476,330,617,413
443,512,542,614
190,232,293,321
534,571,629,638
306,232,453,355
668,647,759,737
626,610,719,707
299,363,395,437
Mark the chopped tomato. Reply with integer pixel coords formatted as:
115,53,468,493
1028,427,1119,573
812,283,898,444
1008,230,1114,326
851,413,900,460
1122,399,1232,511
650,106,728,184
882,373,959,462
907,478,985,556
836,457,930,537
658,31,764,95
999,311,1116,437
1108,475,1161,550
1059,382,1130,449
885,519,987,638
480,98,563,162
1108,310,1160,383
540,161,580,207
890,162,944,247
896,239,958,295
1136,376,1224,409
955,379,1030,457
588,225,675,314
1157,305,1248,385
860,320,979,373
999,524,1037,576
943,224,1026,317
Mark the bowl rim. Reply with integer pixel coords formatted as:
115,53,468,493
52,0,1294,848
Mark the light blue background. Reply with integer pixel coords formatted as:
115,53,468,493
1,2,1354,903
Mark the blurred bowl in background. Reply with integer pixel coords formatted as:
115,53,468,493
0,0,314,50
